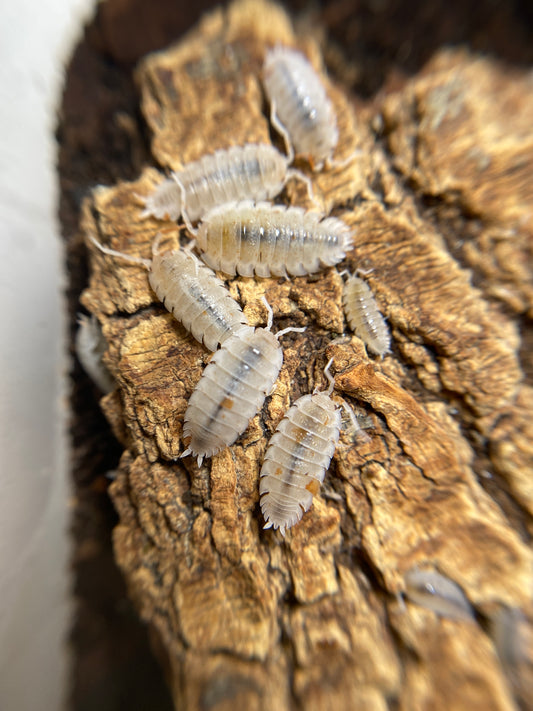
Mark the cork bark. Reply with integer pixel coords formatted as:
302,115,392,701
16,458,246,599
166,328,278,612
79,1,533,709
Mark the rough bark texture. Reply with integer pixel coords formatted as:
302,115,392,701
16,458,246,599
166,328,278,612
78,1,533,709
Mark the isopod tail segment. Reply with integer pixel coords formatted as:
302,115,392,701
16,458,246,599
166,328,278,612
260,295,306,341
173,174,197,237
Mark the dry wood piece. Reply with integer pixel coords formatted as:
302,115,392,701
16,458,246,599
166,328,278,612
79,1,533,709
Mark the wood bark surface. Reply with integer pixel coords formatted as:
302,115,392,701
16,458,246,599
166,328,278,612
79,1,533,708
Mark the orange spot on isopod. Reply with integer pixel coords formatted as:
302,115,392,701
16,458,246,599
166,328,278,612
305,479,320,496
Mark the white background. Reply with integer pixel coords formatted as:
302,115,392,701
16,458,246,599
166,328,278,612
0,0,96,708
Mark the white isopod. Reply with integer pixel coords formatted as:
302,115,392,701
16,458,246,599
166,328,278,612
197,200,353,278
75,313,115,393
88,234,248,351
404,568,474,622
342,273,391,357
263,46,338,170
181,302,305,466
259,357,342,536
141,143,313,227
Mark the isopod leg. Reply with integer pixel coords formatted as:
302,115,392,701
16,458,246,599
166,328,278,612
276,325,306,339
261,295,274,331
151,232,165,256
270,99,294,164
286,168,322,210
87,233,151,270
135,191,154,219
355,266,375,277
323,357,335,395
174,175,198,237
183,239,199,275
325,148,363,173
339,400,371,443
312,356,335,395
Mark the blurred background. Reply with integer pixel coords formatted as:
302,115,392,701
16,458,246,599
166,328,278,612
0,2,93,710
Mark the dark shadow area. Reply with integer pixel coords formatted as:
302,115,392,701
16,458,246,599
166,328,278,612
322,0,533,96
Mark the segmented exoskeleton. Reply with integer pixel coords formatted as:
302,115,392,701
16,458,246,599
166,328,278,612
197,201,353,278
181,301,305,465
141,143,313,227
259,357,342,535
88,234,248,351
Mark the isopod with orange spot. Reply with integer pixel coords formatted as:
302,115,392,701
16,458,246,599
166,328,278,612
259,357,342,535
181,299,305,466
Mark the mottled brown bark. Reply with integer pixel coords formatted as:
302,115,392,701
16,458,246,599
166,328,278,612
79,1,533,709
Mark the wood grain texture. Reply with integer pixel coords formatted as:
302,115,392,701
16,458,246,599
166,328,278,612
79,1,533,709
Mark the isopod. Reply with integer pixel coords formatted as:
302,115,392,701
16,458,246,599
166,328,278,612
490,606,528,680
141,143,313,226
263,46,338,170
197,201,353,278
259,357,342,536
181,301,305,466
88,234,248,351
404,568,474,622
342,273,390,357
75,313,115,393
